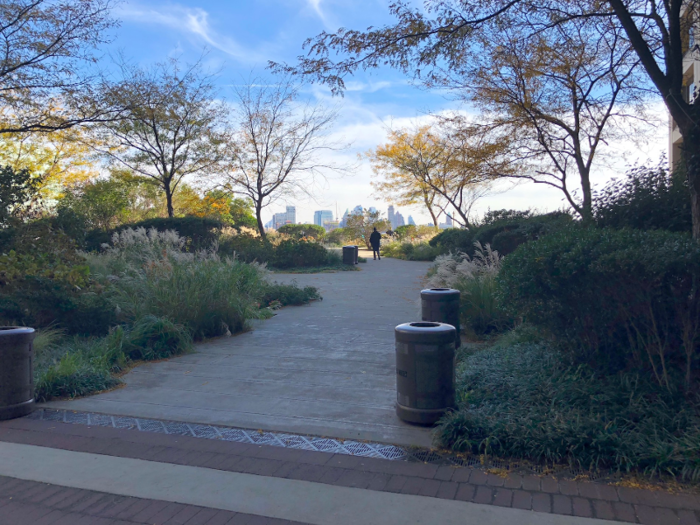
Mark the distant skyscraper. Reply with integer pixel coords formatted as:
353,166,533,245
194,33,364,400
272,212,286,229
394,211,405,228
286,206,296,225
439,213,455,229
408,215,416,226
387,205,395,228
270,205,297,230
314,210,334,229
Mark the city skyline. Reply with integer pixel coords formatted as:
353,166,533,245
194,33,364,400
266,203,432,231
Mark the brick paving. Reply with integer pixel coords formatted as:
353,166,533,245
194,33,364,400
0,476,309,525
1,416,700,524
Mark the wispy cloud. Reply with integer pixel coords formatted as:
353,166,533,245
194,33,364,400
344,80,394,93
307,0,325,22
116,2,265,63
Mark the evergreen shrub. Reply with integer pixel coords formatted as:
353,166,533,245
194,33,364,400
498,226,700,391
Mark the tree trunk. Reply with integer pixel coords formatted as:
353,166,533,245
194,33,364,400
580,167,594,225
427,204,439,227
423,193,439,227
681,127,700,241
453,206,472,230
255,203,267,241
164,181,174,218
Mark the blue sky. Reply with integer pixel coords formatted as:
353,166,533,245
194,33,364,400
106,0,668,225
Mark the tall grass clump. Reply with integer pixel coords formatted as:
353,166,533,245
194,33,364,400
428,243,512,335
88,227,268,339
436,337,700,480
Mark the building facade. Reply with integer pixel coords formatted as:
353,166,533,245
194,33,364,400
313,210,334,227
670,5,699,167
270,205,297,230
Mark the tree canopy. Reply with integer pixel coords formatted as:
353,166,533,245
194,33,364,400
275,0,700,238
0,0,121,134
96,60,228,217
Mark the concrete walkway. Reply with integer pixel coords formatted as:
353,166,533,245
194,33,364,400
47,250,434,448
6,417,683,524
0,441,619,525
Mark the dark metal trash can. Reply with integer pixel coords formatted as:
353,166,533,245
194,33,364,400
342,246,356,265
352,245,359,264
421,288,461,349
395,322,455,425
0,327,35,420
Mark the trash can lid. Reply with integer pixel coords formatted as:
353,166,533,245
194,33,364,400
421,288,460,300
395,322,456,334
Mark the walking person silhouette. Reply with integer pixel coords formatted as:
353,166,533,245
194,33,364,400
369,227,382,260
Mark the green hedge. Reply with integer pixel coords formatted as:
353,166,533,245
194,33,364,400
429,210,571,256
219,236,332,269
85,217,226,252
497,226,700,391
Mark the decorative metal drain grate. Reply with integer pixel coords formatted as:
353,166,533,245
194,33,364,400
25,408,615,480
27,408,442,463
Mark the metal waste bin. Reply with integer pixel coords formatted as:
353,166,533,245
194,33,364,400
395,322,455,425
421,288,461,349
0,327,35,420
353,245,359,264
342,246,356,265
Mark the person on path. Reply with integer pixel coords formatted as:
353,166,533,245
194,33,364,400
369,227,382,260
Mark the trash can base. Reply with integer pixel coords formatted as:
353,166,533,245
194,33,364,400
0,398,34,421
396,403,449,426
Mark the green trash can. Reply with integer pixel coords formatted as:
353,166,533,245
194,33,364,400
0,327,35,420
395,322,456,425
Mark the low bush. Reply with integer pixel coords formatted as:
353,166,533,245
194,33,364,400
220,234,336,269
498,226,700,391
382,241,440,261
436,337,700,480
0,225,116,335
428,243,513,335
324,227,348,246
429,211,572,257
277,223,326,240
260,282,321,308
271,239,329,268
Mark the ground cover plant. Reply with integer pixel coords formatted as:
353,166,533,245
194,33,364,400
436,329,700,481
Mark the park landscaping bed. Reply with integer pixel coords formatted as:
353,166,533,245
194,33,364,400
429,225,700,483
1,225,320,402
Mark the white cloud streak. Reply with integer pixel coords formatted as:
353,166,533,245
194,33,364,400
116,2,265,63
